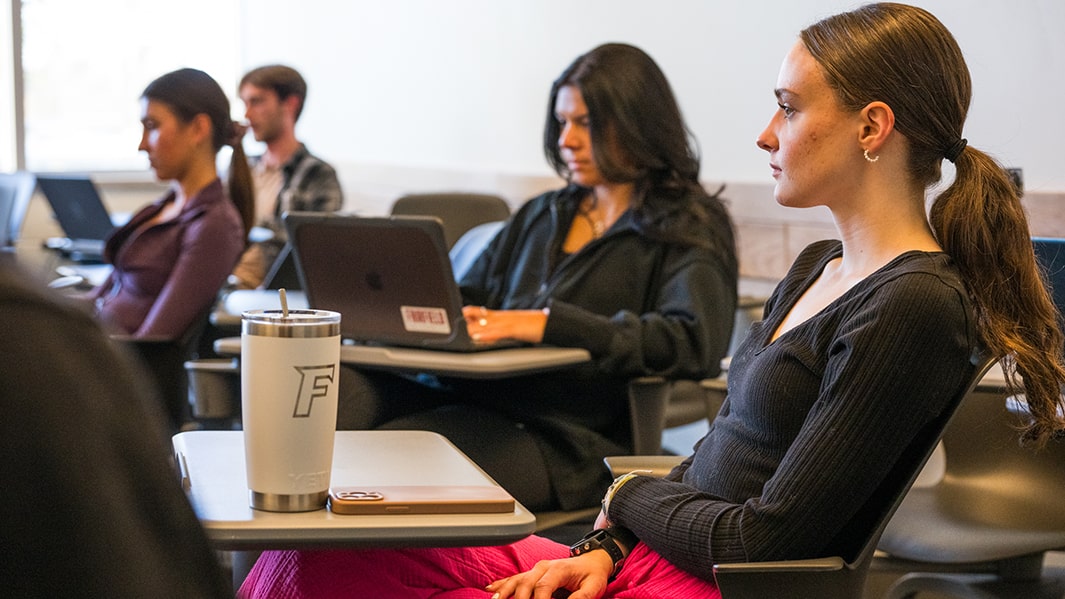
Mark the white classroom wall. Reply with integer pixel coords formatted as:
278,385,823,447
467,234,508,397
238,0,1065,208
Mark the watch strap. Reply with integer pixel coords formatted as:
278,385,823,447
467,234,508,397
606,525,638,553
569,528,629,579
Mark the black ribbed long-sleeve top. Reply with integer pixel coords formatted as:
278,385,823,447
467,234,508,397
607,240,981,581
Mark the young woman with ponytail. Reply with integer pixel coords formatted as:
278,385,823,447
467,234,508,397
89,68,254,342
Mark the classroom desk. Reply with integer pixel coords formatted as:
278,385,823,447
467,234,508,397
173,430,536,551
8,240,106,288
209,288,590,379
213,336,590,380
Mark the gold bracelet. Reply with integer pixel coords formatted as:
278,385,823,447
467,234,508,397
602,470,650,518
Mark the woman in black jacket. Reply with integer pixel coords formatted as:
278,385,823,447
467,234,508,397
339,42,738,512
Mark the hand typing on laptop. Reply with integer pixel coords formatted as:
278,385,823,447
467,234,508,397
462,306,549,344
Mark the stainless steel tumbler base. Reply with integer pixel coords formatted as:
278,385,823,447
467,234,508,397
249,489,328,512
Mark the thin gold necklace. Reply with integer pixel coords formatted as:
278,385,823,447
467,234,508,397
578,191,605,239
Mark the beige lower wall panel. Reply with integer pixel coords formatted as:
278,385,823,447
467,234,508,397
735,222,787,280
1023,193,1065,237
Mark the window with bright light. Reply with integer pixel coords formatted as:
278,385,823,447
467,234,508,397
19,0,241,172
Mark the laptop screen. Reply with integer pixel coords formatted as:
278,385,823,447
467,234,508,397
285,213,469,348
1033,237,1065,328
34,175,115,241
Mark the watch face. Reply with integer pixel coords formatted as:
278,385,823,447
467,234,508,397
570,530,604,556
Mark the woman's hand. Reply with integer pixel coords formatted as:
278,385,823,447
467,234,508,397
485,551,614,599
462,306,548,344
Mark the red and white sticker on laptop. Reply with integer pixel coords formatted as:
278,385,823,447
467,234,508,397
400,305,452,335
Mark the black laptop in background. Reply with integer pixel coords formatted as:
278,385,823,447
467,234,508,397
35,174,116,262
284,211,517,352
262,242,301,290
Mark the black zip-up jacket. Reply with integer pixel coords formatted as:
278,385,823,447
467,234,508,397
456,185,737,508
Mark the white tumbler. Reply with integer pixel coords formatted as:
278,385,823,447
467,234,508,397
241,308,341,512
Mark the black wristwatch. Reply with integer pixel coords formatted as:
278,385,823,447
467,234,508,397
569,528,633,578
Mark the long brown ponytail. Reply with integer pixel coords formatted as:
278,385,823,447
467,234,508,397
225,123,255,236
931,146,1065,445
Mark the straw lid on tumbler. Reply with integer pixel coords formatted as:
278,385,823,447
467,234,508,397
241,309,340,338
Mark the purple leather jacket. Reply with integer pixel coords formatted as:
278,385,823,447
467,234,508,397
92,179,244,340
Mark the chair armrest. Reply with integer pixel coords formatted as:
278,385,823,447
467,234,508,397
603,455,684,478
713,557,853,599
663,378,716,429
111,335,186,366
714,557,846,574
700,375,728,421
110,335,186,363
111,334,177,344
185,358,241,420
700,376,727,391
626,376,669,455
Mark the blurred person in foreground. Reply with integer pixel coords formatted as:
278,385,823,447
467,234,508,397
1,256,232,598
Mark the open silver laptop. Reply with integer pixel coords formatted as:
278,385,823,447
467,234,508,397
284,211,516,352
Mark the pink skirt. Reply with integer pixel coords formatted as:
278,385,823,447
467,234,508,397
240,534,720,598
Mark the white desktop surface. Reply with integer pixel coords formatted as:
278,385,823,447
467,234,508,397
173,430,535,550
213,336,590,379
211,288,590,378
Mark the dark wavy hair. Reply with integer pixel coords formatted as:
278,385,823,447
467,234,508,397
543,43,733,255
142,68,254,235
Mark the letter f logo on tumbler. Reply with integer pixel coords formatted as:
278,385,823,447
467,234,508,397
241,308,341,512
292,364,336,417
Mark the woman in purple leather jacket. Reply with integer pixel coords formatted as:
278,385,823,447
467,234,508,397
90,68,253,340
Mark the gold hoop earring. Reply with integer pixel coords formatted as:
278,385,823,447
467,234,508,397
864,149,879,163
